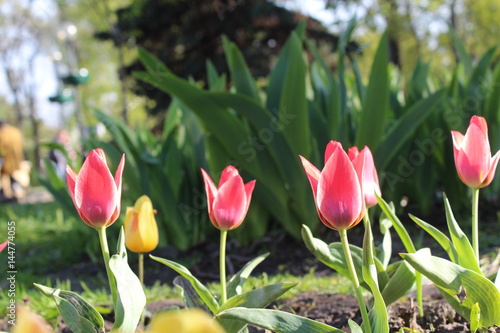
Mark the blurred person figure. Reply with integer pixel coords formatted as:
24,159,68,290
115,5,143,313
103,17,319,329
49,129,76,179
0,121,24,201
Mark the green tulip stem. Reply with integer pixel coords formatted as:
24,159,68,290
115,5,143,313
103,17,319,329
138,252,145,325
220,229,228,304
139,253,144,286
339,229,372,333
472,188,480,261
97,227,118,309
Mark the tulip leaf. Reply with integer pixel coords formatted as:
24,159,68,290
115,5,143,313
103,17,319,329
381,261,416,306
348,319,363,333
485,63,500,124
150,255,219,314
174,276,211,313
443,194,482,274
206,60,227,92
374,89,445,171
409,214,458,263
469,302,481,333
355,31,389,149
376,195,415,253
216,308,346,333
109,228,147,333
226,252,269,298
402,252,500,327
495,268,500,291
302,224,359,281
217,282,298,333
301,225,388,291
222,36,261,103
34,283,104,333
305,39,341,140
377,208,393,270
450,28,473,77
362,219,389,333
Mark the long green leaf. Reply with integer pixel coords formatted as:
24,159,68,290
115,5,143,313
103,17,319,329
375,89,445,170
376,195,415,253
266,26,305,117
134,71,261,172
216,308,346,333
467,46,496,103
301,225,387,290
381,261,415,306
222,36,261,103
443,195,482,274
450,28,472,77
278,31,309,156
409,214,458,263
355,31,389,148
109,228,146,333
218,283,298,333
34,284,103,333
305,39,341,139
362,218,389,333
402,253,500,327
174,276,211,313
485,63,500,123
226,252,269,298
150,255,219,314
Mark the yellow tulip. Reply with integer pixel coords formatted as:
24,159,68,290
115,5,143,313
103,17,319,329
149,309,225,333
13,307,51,333
124,195,159,253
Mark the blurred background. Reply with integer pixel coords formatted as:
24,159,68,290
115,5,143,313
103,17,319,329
1,0,500,269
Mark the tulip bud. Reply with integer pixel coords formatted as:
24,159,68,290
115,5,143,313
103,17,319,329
149,308,225,333
13,307,51,333
66,149,125,228
201,166,256,231
301,141,365,231
348,146,381,208
451,115,500,189
124,195,159,253
0,240,7,252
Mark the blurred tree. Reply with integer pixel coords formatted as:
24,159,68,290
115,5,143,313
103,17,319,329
0,0,52,171
320,0,500,78
95,0,339,121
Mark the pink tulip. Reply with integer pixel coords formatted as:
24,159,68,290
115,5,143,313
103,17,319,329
348,146,381,208
300,141,365,231
0,240,7,252
451,116,500,189
201,166,256,231
66,149,125,228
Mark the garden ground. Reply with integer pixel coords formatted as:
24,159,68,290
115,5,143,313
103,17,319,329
2,193,500,332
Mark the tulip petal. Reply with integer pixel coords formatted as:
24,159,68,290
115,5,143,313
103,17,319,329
347,146,360,160
317,147,363,230
324,141,342,164
353,147,381,207
451,130,464,164
213,174,247,230
201,169,218,224
219,165,240,187
244,180,256,214
74,150,118,227
66,165,78,199
455,124,491,188
110,154,126,223
299,156,321,199
471,115,488,137
481,150,500,188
